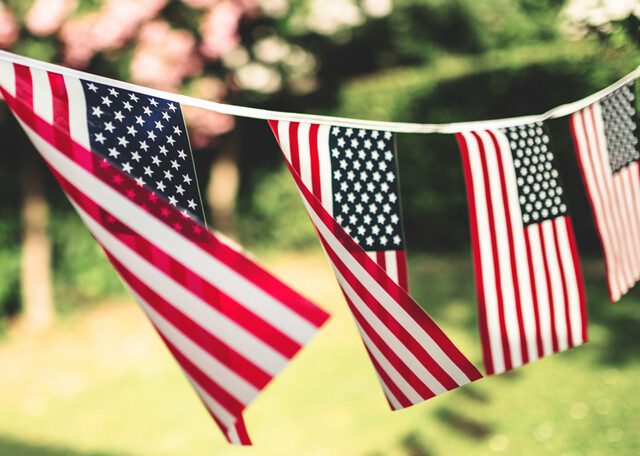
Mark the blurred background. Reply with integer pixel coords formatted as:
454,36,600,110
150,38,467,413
0,0,639,455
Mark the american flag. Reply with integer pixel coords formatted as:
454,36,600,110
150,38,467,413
0,61,329,445
269,120,482,410
456,122,587,375
570,83,640,302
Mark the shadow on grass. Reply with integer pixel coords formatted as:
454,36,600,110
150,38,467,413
0,434,127,456
435,408,492,440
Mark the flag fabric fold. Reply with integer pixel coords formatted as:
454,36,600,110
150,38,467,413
456,122,588,376
569,82,640,302
0,60,329,445
269,119,482,410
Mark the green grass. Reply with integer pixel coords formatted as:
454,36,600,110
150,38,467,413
0,253,638,456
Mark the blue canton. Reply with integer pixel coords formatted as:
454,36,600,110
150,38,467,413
81,80,205,224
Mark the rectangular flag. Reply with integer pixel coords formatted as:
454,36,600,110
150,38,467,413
269,120,482,410
570,82,640,302
0,60,330,445
456,122,587,375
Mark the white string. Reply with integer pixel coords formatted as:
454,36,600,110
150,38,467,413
1,49,639,134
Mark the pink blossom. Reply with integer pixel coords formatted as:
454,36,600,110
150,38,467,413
26,0,76,37
0,5,19,49
200,1,244,60
181,0,219,8
130,21,203,91
183,106,235,149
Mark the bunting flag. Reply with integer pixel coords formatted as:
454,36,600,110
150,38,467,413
0,60,329,445
269,120,482,410
456,122,588,375
569,83,640,302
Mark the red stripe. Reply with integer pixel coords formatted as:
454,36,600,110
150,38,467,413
551,219,574,348
308,123,322,198
456,133,494,375
288,122,301,173
488,130,529,365
569,113,615,303
395,250,409,292
564,217,588,343
473,132,512,372
47,72,70,134
523,228,544,357
231,420,251,445
268,120,280,143
538,223,559,353
50,167,302,359
14,64,33,107
0,85,329,329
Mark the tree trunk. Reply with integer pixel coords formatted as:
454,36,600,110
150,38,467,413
20,154,54,331
206,133,240,235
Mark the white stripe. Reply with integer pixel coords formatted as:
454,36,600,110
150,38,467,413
297,123,312,189
63,74,91,149
555,218,584,346
0,60,15,96
29,68,53,123
572,110,622,300
590,103,634,288
480,130,522,368
494,130,539,362
277,121,291,163
317,124,333,215
331,261,447,394
617,168,640,281
355,321,424,404
541,219,569,352
301,175,472,385
385,251,399,284
461,132,505,374
19,119,317,344
2,50,639,134
226,424,241,445
186,374,238,429
131,288,259,405
526,224,553,356
67,198,288,376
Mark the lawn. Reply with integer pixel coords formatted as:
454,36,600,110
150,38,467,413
0,253,638,456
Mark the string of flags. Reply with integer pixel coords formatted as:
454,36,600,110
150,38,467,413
0,50,638,445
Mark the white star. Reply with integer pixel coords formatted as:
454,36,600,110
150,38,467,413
94,132,106,144
168,103,177,112
162,111,170,121
149,98,158,107
341,204,349,213
159,145,168,155
385,151,393,161
355,204,363,214
358,129,366,137
114,111,125,122
173,125,182,135
128,92,139,102
151,156,161,166
339,159,347,169
143,106,152,116
345,128,353,136
371,131,379,139
175,185,185,195
154,121,164,131
363,214,372,224
380,236,388,246
122,162,133,173
386,172,395,182
163,170,173,180
108,148,119,158
385,224,393,234
334,193,343,203
127,125,137,136
364,139,372,149
373,172,381,182
332,127,340,135
166,135,175,146
372,225,380,235
135,176,145,187
177,150,187,160
135,115,144,126
139,141,149,152
101,96,112,107
393,235,401,245
182,174,192,184
104,121,115,133
349,214,357,224
156,181,166,191
366,236,374,246
383,203,392,213
333,170,342,180
87,83,98,92
361,194,370,203
171,160,180,170
350,139,359,148
391,214,399,224
369,203,378,213
117,136,129,147
131,151,141,162
147,131,157,141
187,199,197,209
91,106,103,117
168,195,178,206
377,140,385,149
337,138,345,147
384,131,392,140
331,148,340,158
372,151,379,160
345,149,353,159
108,88,119,97
143,166,153,176
388,194,397,203
123,101,133,111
